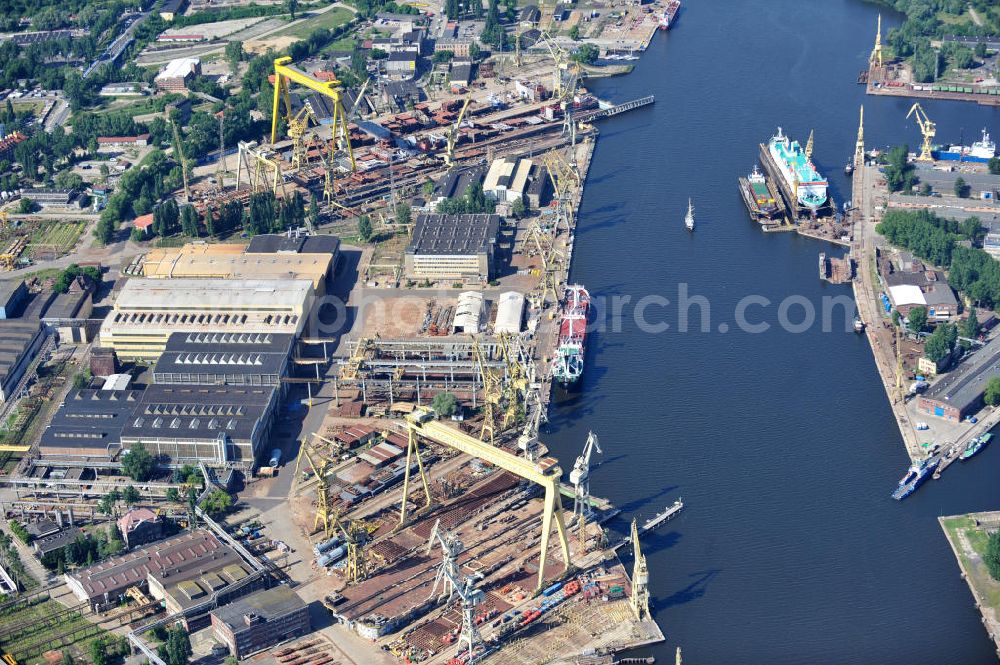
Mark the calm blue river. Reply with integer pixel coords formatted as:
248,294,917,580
543,1,1000,663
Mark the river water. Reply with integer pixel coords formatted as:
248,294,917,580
541,1,1000,663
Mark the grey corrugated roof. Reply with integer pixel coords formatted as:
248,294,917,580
153,332,294,381
924,341,1000,410
245,234,340,256
120,384,276,444
40,389,142,452
0,319,43,386
210,586,307,631
406,213,500,256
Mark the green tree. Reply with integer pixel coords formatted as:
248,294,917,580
395,202,411,226
166,487,181,503
571,43,599,65
225,41,243,75
961,309,980,340
975,42,988,59
422,178,435,196
287,0,299,20
919,182,932,196
986,529,1000,581
883,145,916,193
990,157,1000,176
358,215,373,242
308,193,320,228
431,391,458,417
433,50,454,63
511,197,527,218
121,442,156,482
164,626,192,665
199,490,232,516
469,42,481,61
89,637,108,665
923,323,957,364
17,198,35,214
568,25,580,40
122,485,141,506
954,176,970,198
906,306,928,332
985,376,1000,407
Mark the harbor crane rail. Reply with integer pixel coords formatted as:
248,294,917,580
399,408,573,591
906,102,935,162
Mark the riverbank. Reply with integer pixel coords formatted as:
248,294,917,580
939,512,1000,659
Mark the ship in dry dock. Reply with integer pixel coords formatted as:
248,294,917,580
738,164,787,225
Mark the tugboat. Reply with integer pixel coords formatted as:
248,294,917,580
891,456,939,500
844,161,854,175
685,198,695,231
854,317,865,333
961,432,993,460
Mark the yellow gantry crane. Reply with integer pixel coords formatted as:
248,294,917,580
271,56,356,172
237,140,286,197
295,441,336,537
444,94,472,167
288,105,318,170
472,336,502,444
400,408,572,591
906,103,936,162
169,115,191,203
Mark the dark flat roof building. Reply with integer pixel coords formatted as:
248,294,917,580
39,389,141,459
246,234,340,257
0,319,46,403
153,332,295,388
404,213,500,281
432,165,486,202
918,341,1000,422
119,384,278,465
0,280,27,319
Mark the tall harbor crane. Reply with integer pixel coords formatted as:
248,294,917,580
805,129,814,161
472,336,502,444
569,431,601,550
869,14,883,70
336,512,374,584
215,111,226,191
426,519,464,602
295,442,335,537
169,115,191,203
448,570,484,663
443,94,472,167
236,141,286,197
288,105,318,170
630,518,650,621
906,103,936,162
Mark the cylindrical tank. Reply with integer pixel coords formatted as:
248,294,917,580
317,546,347,567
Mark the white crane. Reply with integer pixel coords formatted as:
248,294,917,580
446,568,484,663
569,431,601,550
425,518,464,602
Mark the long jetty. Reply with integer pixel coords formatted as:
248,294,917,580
587,96,655,120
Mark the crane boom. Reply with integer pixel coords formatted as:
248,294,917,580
444,94,472,167
906,102,935,162
169,116,191,203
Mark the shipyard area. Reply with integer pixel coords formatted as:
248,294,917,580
0,0,684,663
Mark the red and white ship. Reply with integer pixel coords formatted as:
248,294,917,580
659,0,681,30
550,285,590,386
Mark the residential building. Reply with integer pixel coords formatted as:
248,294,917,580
430,165,486,207
211,587,310,659
448,62,473,88
33,526,82,559
98,278,314,360
404,213,500,281
881,257,958,320
117,508,163,549
159,0,187,21
519,5,541,26
434,37,473,58
155,57,201,92
917,341,1000,422
0,132,28,161
0,280,27,319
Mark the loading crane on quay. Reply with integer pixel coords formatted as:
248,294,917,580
443,94,472,167
570,431,601,551
906,103,936,162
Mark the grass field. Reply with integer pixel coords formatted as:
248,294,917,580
27,221,86,259
0,598,104,664
272,7,354,40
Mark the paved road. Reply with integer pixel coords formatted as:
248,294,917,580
851,163,923,459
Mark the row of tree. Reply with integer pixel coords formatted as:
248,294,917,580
39,525,124,572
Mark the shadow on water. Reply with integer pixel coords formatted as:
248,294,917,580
656,570,721,610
